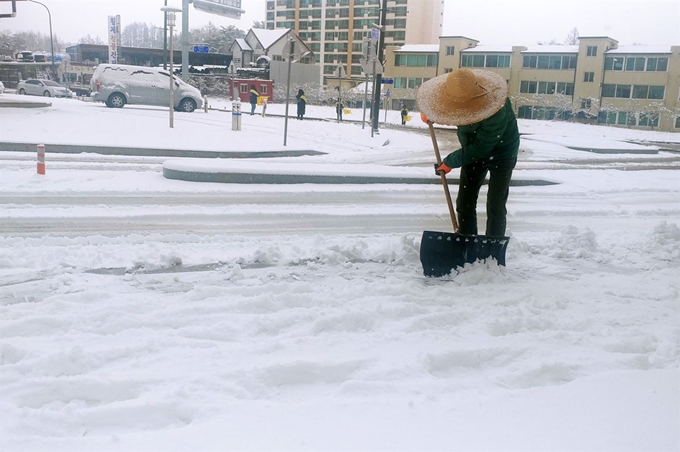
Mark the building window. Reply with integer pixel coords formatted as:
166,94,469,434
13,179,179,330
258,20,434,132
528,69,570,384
586,46,597,56
394,53,438,67
444,68,453,73
606,56,670,72
240,83,248,93
446,46,455,56
675,116,680,129
520,80,537,94
583,72,594,82
602,84,665,99
521,80,573,95
580,98,591,109
598,111,659,127
522,54,576,69
517,105,572,121
462,54,510,68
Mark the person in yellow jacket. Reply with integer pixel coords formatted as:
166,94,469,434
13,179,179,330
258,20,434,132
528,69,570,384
400,104,409,125
248,84,259,115
296,89,307,120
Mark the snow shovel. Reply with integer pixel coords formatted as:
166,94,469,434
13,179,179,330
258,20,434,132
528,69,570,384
420,120,510,277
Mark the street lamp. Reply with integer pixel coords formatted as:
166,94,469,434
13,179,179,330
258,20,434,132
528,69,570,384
162,6,182,128
28,0,55,78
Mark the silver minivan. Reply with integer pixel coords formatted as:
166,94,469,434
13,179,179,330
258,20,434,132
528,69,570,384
90,64,203,112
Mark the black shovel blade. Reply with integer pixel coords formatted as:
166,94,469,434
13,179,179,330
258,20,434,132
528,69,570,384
420,231,510,277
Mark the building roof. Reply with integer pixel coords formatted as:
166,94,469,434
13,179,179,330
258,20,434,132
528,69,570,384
461,45,513,53
606,45,672,54
521,45,579,54
578,36,619,42
233,39,252,51
396,45,439,53
439,36,479,42
251,28,290,50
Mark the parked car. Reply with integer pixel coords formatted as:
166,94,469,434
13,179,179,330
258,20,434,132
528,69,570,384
90,63,202,112
0,81,4,95
17,79,73,98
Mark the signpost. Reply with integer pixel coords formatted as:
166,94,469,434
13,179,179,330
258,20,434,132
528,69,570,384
335,65,345,123
193,45,209,53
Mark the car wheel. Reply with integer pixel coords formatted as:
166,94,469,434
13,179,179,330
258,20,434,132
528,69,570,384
178,98,197,113
18,88,25,95
43,91,51,97
107,93,125,108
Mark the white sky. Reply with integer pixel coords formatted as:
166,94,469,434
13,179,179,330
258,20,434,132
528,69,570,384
0,0,678,47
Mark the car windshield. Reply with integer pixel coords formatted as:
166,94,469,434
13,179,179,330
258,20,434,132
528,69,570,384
43,81,62,87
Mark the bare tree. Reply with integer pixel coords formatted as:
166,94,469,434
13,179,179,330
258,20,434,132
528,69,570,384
565,27,579,45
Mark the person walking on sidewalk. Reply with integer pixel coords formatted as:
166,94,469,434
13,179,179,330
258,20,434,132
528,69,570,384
335,99,344,122
417,68,520,238
400,104,409,125
249,85,259,116
296,89,307,120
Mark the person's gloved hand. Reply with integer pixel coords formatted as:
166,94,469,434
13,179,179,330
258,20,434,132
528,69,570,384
434,162,451,176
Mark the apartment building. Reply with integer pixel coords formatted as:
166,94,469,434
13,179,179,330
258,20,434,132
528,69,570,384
383,36,680,132
265,0,443,84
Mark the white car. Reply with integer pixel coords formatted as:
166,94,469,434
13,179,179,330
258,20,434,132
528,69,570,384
90,64,202,112
17,79,73,98
0,80,4,94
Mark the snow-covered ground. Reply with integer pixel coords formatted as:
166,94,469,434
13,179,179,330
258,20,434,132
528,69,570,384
0,95,679,451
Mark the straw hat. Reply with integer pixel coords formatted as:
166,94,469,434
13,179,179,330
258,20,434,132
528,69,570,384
416,68,508,126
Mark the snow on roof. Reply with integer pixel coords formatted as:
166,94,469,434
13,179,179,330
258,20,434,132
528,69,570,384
234,39,251,51
396,45,439,53
606,45,672,54
521,45,579,54
251,28,290,50
461,45,513,53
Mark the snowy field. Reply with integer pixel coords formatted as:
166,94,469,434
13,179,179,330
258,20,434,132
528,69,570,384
0,94,679,451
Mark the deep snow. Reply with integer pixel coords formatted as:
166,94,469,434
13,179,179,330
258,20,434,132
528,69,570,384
0,94,678,451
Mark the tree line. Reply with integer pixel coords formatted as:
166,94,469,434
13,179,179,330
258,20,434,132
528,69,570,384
0,20,264,55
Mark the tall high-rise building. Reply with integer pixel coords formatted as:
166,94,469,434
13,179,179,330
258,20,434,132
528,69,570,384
265,0,443,83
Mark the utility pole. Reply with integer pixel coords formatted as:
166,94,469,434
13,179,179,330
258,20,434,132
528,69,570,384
163,0,168,70
371,0,387,135
283,35,295,146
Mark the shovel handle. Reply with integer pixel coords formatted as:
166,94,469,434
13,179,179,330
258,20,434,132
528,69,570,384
427,121,460,233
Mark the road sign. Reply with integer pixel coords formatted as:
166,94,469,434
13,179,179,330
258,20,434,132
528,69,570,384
193,45,209,53
371,28,379,42
360,57,383,75
381,78,394,84
385,89,391,98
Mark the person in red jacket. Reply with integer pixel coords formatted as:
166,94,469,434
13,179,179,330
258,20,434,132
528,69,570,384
417,68,520,237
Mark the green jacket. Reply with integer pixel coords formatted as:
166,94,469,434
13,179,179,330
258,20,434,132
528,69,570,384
442,98,520,168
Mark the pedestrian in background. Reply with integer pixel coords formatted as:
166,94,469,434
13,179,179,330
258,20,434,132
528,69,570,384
400,104,409,125
296,89,307,120
335,99,344,122
249,84,259,116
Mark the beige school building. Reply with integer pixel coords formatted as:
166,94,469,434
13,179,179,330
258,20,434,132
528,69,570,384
384,36,680,132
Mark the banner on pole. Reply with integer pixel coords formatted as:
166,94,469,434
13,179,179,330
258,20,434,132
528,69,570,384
108,16,119,64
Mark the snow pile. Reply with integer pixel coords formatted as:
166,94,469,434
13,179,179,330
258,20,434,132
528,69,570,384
648,221,680,261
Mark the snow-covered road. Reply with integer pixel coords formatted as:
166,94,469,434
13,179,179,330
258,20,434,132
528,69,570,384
1,98,679,451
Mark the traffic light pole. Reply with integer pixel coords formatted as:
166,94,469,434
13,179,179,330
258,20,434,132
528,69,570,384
371,0,387,135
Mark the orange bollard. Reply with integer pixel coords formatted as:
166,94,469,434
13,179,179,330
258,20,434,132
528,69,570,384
37,144,45,175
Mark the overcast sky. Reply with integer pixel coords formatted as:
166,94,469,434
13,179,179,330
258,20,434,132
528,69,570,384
1,0,678,47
